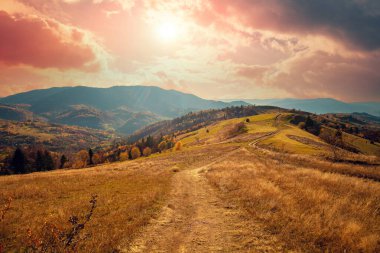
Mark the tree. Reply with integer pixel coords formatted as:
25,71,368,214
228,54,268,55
60,155,68,169
73,150,88,168
11,147,28,174
158,141,167,153
319,128,343,161
131,147,141,160
305,115,314,129
35,150,44,172
43,151,55,171
88,148,94,165
146,136,154,148
143,147,152,157
119,152,129,161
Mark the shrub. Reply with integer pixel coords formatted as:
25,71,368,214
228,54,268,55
298,122,306,129
131,147,141,160
174,141,183,151
143,147,152,157
229,122,248,137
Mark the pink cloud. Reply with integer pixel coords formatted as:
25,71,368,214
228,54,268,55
0,11,97,70
266,51,380,102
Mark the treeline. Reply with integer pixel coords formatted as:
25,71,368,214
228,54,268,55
0,135,180,176
0,147,67,175
290,114,378,152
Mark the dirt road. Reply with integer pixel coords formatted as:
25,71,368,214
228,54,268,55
124,150,282,253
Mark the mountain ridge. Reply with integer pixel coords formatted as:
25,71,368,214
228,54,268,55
223,98,380,116
0,86,246,135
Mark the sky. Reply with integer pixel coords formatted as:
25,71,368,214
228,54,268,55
0,0,379,102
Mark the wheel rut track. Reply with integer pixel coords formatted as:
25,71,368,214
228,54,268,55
124,148,283,253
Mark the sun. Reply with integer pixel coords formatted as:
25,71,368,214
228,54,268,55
156,21,179,42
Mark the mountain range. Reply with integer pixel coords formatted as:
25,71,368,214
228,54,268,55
1,86,379,136
0,86,246,135
223,98,380,116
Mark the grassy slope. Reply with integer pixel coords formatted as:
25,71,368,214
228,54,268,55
1,113,380,252
0,144,234,252
343,132,380,156
179,113,379,156
320,125,380,156
179,113,327,155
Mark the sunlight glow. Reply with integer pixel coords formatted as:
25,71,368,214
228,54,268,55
156,21,179,42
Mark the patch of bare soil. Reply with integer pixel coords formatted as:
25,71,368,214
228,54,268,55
286,134,327,149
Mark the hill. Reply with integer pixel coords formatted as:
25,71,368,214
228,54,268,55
227,98,380,116
0,104,34,121
128,105,286,142
0,86,247,135
1,112,379,252
0,119,117,154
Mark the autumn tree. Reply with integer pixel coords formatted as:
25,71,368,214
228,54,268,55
143,147,152,157
319,128,344,161
131,147,141,160
158,141,167,153
119,152,129,161
73,150,88,168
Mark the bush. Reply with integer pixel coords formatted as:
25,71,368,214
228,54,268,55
298,122,306,129
229,122,248,137
143,147,152,157
131,147,141,160
174,141,183,151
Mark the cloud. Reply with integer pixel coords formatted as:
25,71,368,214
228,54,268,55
0,11,97,70
265,51,380,101
236,65,270,81
208,0,380,51
0,0,379,102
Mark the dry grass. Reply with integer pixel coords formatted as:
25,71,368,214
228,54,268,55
0,144,235,252
255,147,380,182
206,148,380,252
0,158,173,252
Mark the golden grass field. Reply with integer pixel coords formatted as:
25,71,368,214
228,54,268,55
1,113,380,252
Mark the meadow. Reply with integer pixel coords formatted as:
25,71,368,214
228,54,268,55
1,113,379,252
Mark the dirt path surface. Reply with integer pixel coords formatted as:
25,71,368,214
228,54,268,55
124,150,283,253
